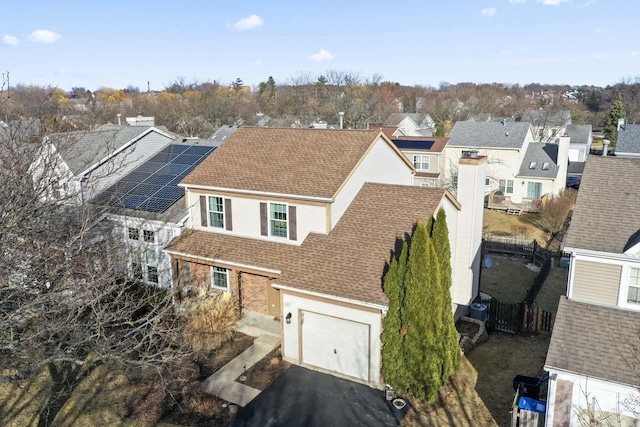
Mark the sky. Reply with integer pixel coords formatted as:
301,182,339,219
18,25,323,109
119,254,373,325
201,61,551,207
2,0,640,91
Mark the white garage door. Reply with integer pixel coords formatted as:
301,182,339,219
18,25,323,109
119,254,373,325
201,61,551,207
301,311,370,381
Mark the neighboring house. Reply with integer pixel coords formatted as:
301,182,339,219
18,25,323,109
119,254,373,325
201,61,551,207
516,141,569,200
565,124,593,162
164,127,486,387
34,124,175,203
392,137,449,187
615,123,640,157
91,139,218,289
385,113,436,137
0,118,42,143
544,157,640,426
523,109,572,142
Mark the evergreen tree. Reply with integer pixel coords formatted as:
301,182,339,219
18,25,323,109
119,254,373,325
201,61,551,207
431,209,461,384
603,93,626,148
403,221,443,402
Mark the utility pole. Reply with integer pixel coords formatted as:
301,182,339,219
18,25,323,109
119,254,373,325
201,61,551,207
147,81,150,93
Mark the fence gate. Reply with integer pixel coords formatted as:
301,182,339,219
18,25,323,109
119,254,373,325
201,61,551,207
480,298,521,333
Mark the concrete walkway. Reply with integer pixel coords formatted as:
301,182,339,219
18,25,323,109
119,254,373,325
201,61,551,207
234,311,281,338
202,334,281,407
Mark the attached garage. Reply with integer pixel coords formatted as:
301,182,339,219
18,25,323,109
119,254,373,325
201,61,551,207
278,289,384,386
301,311,370,381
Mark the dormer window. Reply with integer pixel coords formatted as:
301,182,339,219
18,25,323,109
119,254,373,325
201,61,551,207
270,203,288,238
542,162,550,170
412,155,430,171
627,268,640,304
529,162,537,170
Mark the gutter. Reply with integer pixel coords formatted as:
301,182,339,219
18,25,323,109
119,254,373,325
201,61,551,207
272,283,388,312
180,184,333,203
164,249,281,275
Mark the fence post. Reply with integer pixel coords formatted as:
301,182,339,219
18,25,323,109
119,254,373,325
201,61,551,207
532,240,538,265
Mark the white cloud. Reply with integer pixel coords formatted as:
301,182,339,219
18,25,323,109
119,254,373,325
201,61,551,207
309,49,334,62
481,7,497,16
632,51,640,56
231,14,264,31
535,0,570,5
509,0,527,3
2,35,19,46
28,29,62,43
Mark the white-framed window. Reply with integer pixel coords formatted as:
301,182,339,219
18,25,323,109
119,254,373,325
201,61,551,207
420,182,431,188
412,155,430,171
270,203,288,238
130,248,142,278
143,230,155,243
627,268,640,304
485,178,490,186
146,248,158,284
128,228,139,240
527,182,542,199
208,196,224,228
211,266,229,290
499,179,514,194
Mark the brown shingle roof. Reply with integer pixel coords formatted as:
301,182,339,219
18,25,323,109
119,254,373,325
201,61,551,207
181,127,384,199
395,136,449,153
545,298,640,386
279,183,448,305
164,229,298,273
564,156,640,253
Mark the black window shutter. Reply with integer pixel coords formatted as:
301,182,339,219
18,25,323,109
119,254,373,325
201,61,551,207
225,198,233,231
260,202,268,236
288,206,297,241
200,196,208,227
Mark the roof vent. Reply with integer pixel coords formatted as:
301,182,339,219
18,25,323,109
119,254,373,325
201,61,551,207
529,161,537,169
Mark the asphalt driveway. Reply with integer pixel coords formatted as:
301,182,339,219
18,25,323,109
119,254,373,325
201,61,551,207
227,365,410,427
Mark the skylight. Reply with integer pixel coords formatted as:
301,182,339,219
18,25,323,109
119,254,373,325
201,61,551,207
529,161,537,169
542,162,550,170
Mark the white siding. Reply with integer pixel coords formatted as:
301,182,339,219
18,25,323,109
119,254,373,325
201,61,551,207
189,191,327,245
281,291,383,385
81,131,173,200
332,137,413,228
437,196,461,316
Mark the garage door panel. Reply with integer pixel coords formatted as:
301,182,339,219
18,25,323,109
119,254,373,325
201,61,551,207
301,311,370,381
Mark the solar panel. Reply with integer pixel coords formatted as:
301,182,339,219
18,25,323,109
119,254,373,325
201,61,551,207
95,143,213,213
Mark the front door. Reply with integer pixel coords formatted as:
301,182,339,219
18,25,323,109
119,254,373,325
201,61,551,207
267,280,280,318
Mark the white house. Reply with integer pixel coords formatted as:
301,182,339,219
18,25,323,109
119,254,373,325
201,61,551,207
385,113,436,137
33,124,174,204
544,156,640,426
565,124,593,162
391,137,449,187
523,109,572,143
165,127,486,388
446,121,569,207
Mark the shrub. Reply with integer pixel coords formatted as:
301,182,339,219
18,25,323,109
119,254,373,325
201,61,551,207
183,296,240,353
535,189,577,235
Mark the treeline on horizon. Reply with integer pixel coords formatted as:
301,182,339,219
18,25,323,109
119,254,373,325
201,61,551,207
2,70,640,138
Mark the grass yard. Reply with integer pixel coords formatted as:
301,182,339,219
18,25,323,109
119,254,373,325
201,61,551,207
480,256,536,303
483,209,549,246
534,259,569,312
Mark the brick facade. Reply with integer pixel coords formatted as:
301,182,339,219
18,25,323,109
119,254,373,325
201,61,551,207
239,272,269,314
553,379,573,427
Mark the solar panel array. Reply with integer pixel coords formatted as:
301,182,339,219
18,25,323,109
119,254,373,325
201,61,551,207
94,144,215,213
392,139,435,151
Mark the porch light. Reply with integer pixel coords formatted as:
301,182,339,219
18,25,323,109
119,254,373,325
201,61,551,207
285,312,292,324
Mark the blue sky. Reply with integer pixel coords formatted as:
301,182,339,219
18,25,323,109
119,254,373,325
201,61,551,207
2,0,639,91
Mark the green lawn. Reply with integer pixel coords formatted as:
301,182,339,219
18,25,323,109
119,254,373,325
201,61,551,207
480,256,536,303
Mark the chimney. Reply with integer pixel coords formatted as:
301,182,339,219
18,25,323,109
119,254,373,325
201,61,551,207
117,113,121,126
339,112,345,130
602,139,610,157
617,118,626,131
452,154,487,312
556,136,570,190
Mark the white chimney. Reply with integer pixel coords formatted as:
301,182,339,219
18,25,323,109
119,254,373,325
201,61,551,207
452,154,487,312
338,112,345,130
557,136,570,190
602,139,610,157
117,113,121,126
617,118,626,131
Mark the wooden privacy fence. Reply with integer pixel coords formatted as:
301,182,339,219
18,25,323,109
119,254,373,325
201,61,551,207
511,384,544,427
482,235,551,267
476,298,555,334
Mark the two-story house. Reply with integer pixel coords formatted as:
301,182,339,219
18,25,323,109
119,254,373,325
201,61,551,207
523,109,572,143
392,137,449,187
544,157,640,426
164,127,487,387
91,138,218,289
446,121,569,209
32,124,174,203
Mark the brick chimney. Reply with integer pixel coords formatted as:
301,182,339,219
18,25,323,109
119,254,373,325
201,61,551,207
452,154,487,314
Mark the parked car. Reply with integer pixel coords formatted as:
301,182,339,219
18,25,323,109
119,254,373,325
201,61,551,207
567,176,580,189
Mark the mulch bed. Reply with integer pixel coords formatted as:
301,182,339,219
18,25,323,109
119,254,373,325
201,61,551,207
239,348,290,391
196,332,255,380
456,319,480,339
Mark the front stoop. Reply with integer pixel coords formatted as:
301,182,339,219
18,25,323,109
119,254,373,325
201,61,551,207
202,334,281,407
234,311,281,338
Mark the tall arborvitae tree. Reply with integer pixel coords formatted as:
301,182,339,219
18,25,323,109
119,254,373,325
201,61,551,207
603,93,626,148
403,221,443,401
431,209,461,383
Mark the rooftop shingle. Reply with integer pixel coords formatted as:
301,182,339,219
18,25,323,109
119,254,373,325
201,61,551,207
564,156,640,253
517,142,560,179
545,298,640,387
448,121,532,149
181,127,388,199
616,124,640,155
